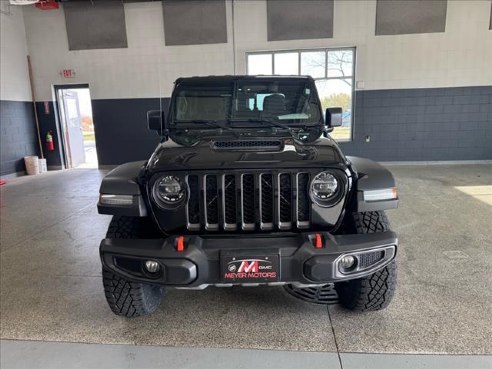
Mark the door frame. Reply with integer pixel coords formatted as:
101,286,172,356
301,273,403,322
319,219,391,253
53,84,90,169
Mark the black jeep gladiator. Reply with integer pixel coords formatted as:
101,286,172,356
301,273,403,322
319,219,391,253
98,76,398,317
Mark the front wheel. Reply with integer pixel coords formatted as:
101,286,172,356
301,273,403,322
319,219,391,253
335,211,397,312
102,216,165,317
103,268,165,318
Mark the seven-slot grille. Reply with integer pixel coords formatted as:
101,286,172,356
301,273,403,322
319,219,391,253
185,171,312,231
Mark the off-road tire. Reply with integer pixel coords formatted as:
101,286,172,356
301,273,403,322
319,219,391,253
335,211,397,312
105,215,161,239
103,269,164,317
102,216,165,317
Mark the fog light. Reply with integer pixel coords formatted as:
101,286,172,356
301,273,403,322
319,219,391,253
339,255,356,270
144,260,160,273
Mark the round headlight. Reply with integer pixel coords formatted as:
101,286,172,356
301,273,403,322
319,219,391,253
153,176,186,207
310,172,339,206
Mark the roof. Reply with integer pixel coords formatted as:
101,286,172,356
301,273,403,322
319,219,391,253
175,75,314,84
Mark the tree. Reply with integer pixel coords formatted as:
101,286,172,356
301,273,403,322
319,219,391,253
303,50,353,87
327,51,353,87
322,93,351,111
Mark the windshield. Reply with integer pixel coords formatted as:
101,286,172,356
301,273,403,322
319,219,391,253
172,78,322,126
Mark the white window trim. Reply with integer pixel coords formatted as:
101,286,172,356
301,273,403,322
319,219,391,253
246,47,356,142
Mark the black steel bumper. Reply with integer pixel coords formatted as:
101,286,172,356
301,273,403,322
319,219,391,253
100,231,397,287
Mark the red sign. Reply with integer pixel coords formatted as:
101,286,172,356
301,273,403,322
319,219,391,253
62,69,75,78
35,0,59,10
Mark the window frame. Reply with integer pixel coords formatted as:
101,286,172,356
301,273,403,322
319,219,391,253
246,47,356,142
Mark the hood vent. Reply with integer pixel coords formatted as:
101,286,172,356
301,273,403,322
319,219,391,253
212,140,283,152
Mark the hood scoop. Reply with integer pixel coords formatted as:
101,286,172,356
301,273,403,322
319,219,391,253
212,140,283,152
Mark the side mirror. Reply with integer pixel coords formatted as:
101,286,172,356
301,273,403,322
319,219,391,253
325,107,343,132
147,110,166,135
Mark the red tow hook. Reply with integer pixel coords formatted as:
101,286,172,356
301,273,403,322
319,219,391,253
314,233,323,249
176,236,185,252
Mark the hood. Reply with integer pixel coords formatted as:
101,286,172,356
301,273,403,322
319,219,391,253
146,136,346,172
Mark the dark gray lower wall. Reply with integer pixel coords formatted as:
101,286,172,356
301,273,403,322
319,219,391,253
340,86,492,161
92,98,168,166
89,86,491,165
30,98,168,168
0,100,39,176
35,101,63,168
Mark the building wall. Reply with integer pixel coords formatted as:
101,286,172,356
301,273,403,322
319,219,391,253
21,0,492,166
23,2,234,101
0,6,38,176
234,0,492,90
346,86,491,161
233,0,492,161
22,2,234,165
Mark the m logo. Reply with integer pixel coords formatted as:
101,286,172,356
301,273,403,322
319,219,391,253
238,260,259,273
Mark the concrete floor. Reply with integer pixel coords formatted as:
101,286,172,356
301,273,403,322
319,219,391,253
2,340,491,369
1,166,491,359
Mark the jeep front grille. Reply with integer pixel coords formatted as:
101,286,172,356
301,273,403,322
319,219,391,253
185,171,312,231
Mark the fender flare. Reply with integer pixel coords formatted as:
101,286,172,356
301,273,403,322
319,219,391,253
347,156,399,212
98,161,148,217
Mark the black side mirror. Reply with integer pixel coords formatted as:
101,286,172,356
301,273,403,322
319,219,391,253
147,110,166,135
325,107,343,132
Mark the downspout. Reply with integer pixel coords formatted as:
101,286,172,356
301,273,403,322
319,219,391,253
27,55,44,159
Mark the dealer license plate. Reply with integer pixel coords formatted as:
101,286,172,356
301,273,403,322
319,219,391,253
221,254,280,283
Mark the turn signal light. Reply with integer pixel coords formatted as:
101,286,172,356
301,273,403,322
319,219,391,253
363,187,398,202
99,194,134,206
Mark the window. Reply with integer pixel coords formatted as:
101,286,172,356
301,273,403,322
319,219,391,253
274,53,298,75
247,48,355,141
301,51,326,78
248,54,273,75
173,78,321,125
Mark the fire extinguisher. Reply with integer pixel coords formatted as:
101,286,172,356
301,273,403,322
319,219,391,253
46,131,55,152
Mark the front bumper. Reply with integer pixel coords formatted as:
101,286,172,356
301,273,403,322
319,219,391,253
100,231,397,288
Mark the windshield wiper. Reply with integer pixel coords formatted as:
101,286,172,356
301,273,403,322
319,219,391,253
239,118,296,134
179,120,240,138
236,118,322,141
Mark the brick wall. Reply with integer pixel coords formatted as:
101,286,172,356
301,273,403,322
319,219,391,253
340,86,492,161
0,100,39,176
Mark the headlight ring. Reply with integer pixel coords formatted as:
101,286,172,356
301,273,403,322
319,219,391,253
152,175,187,208
310,171,345,207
